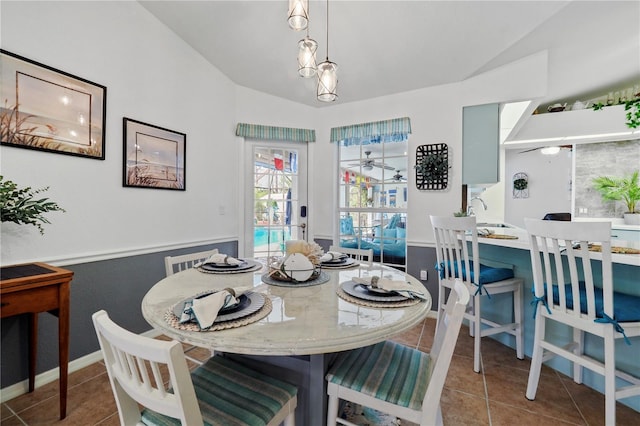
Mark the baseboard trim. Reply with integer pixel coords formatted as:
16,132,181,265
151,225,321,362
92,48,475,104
0,328,162,403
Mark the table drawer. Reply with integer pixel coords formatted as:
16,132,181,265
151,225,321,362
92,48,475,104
1,285,60,317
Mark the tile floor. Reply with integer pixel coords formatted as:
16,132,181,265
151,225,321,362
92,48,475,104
2,317,639,425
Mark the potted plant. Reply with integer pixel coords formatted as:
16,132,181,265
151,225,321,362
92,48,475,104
1,175,65,234
592,170,640,225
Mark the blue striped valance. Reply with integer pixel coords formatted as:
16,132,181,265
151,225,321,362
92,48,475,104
330,117,411,145
235,123,316,142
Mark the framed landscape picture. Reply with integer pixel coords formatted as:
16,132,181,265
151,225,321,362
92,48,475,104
123,118,186,190
0,49,106,160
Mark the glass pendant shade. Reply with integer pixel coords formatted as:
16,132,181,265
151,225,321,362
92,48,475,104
297,36,318,78
288,0,309,31
317,60,338,102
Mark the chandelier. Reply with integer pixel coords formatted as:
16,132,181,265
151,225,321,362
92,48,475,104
287,0,337,102
316,0,337,101
287,0,309,31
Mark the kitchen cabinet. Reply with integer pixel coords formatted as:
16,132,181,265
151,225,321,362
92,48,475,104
611,227,640,243
463,103,500,185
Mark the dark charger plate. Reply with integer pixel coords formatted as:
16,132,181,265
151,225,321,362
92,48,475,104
173,291,264,323
201,260,248,270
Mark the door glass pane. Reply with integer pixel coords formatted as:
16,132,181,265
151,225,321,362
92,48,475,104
253,146,304,261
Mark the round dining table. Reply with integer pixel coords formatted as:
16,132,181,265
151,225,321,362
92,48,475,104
141,260,431,425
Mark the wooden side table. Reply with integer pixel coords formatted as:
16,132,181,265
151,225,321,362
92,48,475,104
0,262,74,420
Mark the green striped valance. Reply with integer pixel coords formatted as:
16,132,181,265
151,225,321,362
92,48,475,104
235,123,316,142
330,117,411,143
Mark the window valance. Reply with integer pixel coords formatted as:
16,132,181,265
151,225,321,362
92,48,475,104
330,117,411,145
235,123,316,142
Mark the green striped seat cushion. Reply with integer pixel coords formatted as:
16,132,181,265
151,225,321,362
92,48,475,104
141,356,297,426
326,340,430,411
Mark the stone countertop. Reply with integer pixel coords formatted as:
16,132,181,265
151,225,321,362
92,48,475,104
474,225,640,267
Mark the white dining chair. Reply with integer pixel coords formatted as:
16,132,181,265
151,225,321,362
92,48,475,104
329,245,373,267
164,249,222,363
164,248,219,276
524,219,640,426
430,215,524,373
92,310,297,426
326,279,470,426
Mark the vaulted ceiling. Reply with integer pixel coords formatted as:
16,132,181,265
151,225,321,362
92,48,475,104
140,1,639,108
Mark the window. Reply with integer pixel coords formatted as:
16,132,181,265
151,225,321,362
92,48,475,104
334,119,410,269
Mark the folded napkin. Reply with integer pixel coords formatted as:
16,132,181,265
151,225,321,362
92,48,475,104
202,253,243,266
320,251,347,262
181,286,251,329
352,276,428,300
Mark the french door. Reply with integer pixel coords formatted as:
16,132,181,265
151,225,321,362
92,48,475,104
243,140,308,260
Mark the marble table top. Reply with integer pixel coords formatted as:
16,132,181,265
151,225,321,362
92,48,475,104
141,262,431,356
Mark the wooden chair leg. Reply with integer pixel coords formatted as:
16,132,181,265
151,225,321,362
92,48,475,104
28,313,38,393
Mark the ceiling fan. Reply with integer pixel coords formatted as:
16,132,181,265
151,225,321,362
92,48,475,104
385,170,407,182
518,145,573,154
349,151,394,170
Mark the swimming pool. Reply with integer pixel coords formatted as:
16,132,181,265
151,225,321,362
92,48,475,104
254,227,291,247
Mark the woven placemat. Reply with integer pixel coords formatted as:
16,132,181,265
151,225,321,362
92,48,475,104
588,245,640,254
262,271,331,287
336,287,421,308
164,296,272,331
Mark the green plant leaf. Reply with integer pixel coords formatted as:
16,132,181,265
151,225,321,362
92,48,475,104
0,175,65,234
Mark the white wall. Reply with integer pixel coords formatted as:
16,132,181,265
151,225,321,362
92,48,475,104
504,149,572,228
0,1,548,266
0,1,240,265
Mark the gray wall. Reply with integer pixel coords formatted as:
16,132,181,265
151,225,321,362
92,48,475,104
575,140,640,218
0,242,237,388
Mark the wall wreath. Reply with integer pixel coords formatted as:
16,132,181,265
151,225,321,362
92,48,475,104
513,172,529,198
415,143,449,190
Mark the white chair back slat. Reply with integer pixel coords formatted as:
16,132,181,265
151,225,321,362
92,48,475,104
329,245,373,266
164,249,219,277
525,219,614,319
431,215,481,286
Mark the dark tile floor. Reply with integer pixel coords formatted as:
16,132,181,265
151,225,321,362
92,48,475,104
2,318,639,425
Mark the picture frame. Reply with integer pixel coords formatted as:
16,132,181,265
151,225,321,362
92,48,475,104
123,118,186,191
0,49,106,160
